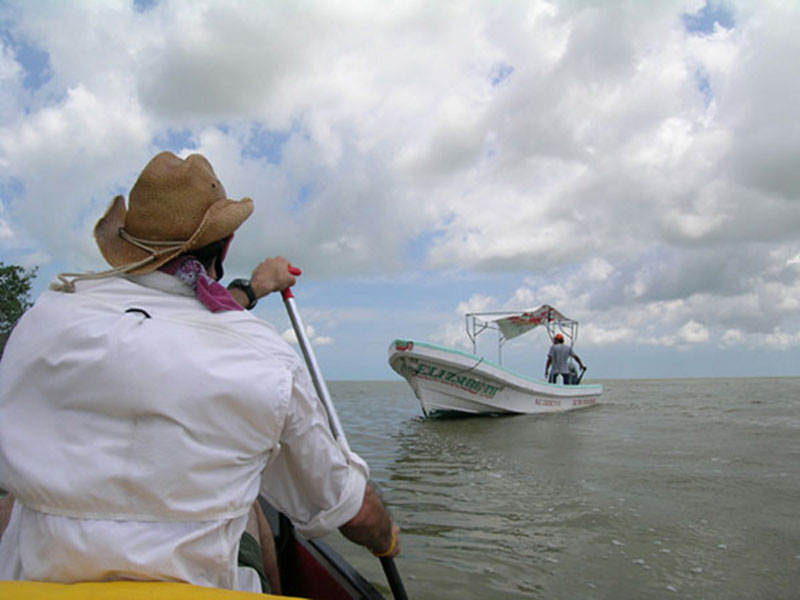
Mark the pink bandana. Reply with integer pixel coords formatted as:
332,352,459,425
160,256,243,312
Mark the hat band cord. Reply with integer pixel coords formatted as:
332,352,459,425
117,228,189,252
51,228,190,293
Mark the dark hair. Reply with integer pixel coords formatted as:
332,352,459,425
186,235,231,280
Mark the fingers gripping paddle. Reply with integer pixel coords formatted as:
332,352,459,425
281,266,408,600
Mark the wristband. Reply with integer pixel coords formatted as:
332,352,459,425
228,278,257,310
371,530,396,558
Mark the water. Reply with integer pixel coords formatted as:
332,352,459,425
322,378,800,599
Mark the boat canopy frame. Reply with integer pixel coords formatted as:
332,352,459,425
465,306,579,365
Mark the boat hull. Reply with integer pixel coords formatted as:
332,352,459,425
389,339,602,417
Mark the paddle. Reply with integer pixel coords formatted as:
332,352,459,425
281,267,408,600
576,366,587,385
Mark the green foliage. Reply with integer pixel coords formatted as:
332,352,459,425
0,261,38,338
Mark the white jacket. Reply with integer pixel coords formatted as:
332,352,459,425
0,273,367,590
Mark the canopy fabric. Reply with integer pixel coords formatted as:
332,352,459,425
493,304,568,340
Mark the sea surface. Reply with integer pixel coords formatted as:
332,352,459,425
322,378,800,600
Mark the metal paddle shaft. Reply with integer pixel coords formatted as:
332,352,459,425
281,282,349,454
281,268,408,600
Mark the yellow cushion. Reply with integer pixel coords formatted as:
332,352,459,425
0,581,304,599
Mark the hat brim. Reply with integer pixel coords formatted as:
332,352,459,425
95,195,253,275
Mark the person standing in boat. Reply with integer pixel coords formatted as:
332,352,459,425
545,333,586,384
0,152,400,593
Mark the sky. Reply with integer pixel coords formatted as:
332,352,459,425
1,0,799,381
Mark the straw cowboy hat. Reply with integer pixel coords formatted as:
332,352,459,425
52,152,253,292
94,151,253,275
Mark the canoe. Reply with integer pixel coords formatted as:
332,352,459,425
0,498,384,600
261,499,384,599
0,581,282,599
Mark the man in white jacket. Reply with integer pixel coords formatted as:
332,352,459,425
0,152,399,593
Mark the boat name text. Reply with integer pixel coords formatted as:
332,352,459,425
413,362,502,398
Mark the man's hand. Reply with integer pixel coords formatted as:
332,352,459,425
340,482,401,559
374,523,401,559
250,256,297,299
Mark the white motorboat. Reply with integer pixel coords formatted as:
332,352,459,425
388,305,602,417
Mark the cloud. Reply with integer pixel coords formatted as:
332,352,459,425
430,293,499,349
1,0,799,366
580,324,636,346
597,319,709,349
0,35,24,123
721,327,800,351
281,324,334,348
678,320,710,344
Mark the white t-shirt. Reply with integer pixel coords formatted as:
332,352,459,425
547,343,576,375
0,273,368,590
